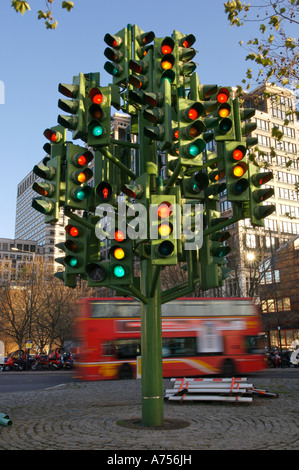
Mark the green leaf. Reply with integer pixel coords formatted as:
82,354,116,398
62,1,74,12
259,24,266,33
12,1,31,15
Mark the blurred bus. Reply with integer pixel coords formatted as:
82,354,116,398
73,297,266,380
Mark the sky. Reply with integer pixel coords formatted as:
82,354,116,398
0,0,258,239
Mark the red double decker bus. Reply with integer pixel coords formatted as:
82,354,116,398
73,297,266,381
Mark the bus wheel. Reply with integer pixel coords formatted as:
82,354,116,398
118,364,133,380
221,359,235,377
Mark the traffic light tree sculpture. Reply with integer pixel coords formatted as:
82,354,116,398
31,24,276,428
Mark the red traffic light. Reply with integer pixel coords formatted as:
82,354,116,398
217,88,230,104
157,201,173,219
104,33,122,49
73,150,93,167
136,31,155,46
232,145,246,161
43,128,62,143
253,171,273,187
115,229,125,242
180,34,196,49
161,37,174,55
65,224,80,238
182,102,204,122
89,87,104,105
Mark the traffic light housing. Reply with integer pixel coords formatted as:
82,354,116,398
133,25,155,60
205,87,235,141
200,205,231,290
85,217,110,287
55,222,87,286
178,98,206,166
104,28,129,87
129,50,152,93
32,126,66,223
175,31,197,86
223,141,249,201
142,78,172,151
150,195,178,265
65,143,94,210
109,227,134,285
182,172,209,199
153,36,176,90
58,73,87,141
87,85,112,147
205,161,226,200
248,164,275,226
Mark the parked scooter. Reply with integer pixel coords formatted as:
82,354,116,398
267,349,281,368
47,348,74,370
31,353,50,371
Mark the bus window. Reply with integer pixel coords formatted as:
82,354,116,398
245,335,267,354
162,337,197,357
103,339,141,359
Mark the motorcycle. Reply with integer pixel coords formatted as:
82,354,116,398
47,348,74,370
266,349,281,368
31,353,50,371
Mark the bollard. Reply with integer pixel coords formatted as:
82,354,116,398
0,413,12,427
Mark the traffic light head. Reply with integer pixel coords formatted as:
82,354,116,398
204,87,235,141
55,222,88,286
32,126,66,223
58,73,87,141
153,36,176,91
178,98,206,166
43,127,64,144
248,164,275,226
65,143,94,210
150,195,178,265
104,28,129,86
224,141,249,201
87,86,112,147
133,25,155,60
109,227,133,285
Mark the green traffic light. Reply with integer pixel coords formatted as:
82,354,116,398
69,257,78,267
113,265,125,278
76,189,87,201
72,186,92,202
92,124,103,137
64,255,80,268
189,144,200,157
184,138,205,158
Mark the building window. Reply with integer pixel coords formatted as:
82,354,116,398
245,233,256,248
261,297,291,313
255,118,270,131
259,260,280,285
257,134,271,147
